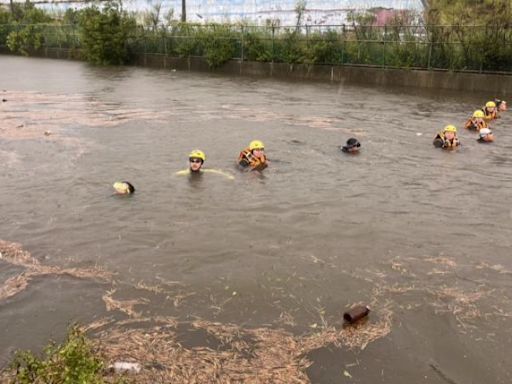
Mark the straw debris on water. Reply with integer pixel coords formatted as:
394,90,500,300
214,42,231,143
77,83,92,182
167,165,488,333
94,311,392,383
0,240,112,302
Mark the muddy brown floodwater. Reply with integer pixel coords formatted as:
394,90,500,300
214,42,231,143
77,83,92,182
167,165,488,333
1,56,512,383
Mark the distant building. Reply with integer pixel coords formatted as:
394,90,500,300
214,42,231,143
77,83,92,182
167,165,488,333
373,8,418,26
0,0,424,25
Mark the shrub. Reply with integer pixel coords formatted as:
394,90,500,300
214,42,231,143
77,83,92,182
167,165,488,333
172,22,201,57
305,30,343,65
200,24,236,68
78,0,136,65
5,3,52,55
6,25,45,54
275,29,306,64
243,30,272,62
9,327,104,384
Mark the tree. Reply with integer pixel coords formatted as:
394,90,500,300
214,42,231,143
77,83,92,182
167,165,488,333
164,7,175,27
143,2,162,31
295,0,306,29
6,2,52,55
78,0,136,65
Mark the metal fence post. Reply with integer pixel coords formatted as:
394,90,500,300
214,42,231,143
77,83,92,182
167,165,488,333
383,24,386,68
240,25,244,62
163,29,167,56
427,41,432,70
240,25,244,75
271,26,275,62
341,24,345,65
144,28,147,66
76,24,79,50
306,24,309,49
163,28,167,68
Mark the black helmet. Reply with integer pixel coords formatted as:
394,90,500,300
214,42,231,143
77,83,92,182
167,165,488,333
341,138,361,152
346,138,360,147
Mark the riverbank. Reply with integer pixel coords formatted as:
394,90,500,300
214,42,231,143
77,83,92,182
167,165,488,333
2,47,512,95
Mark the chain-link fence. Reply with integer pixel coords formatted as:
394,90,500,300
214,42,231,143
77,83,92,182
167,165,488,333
1,23,512,73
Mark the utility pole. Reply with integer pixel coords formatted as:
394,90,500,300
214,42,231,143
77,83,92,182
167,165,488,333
181,0,186,22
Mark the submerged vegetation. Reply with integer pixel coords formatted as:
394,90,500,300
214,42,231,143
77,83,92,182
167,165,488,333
0,0,511,71
6,327,105,384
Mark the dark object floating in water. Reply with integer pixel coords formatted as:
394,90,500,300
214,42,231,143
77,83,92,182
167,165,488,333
343,305,370,324
341,138,361,153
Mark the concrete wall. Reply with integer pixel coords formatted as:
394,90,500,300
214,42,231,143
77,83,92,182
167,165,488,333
2,48,511,95
131,54,512,96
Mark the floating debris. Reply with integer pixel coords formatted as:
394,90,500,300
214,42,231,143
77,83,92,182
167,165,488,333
0,240,113,302
102,289,148,318
109,361,142,374
343,305,370,324
0,273,30,301
94,311,392,384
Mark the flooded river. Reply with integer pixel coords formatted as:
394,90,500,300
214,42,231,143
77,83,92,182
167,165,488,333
1,56,511,383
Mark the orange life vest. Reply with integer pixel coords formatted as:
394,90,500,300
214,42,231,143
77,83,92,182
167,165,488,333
464,118,487,131
482,107,497,121
434,133,460,149
238,148,268,171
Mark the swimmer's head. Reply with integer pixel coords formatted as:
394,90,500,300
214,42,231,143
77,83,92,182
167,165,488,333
113,181,135,195
342,138,361,153
495,99,507,112
472,110,484,120
479,128,494,142
443,125,457,140
189,149,205,172
249,140,265,158
485,101,496,112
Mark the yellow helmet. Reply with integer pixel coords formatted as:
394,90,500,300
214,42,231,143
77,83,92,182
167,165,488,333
113,181,135,194
443,125,457,133
188,149,205,162
472,110,484,118
249,140,265,151
486,101,496,108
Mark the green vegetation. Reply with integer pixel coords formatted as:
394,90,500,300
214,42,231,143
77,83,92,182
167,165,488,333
425,0,512,71
6,327,105,384
2,3,51,55
78,1,136,65
200,24,237,68
0,0,511,71
0,1,135,64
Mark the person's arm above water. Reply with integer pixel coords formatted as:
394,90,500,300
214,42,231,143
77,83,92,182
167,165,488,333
464,119,474,130
238,150,251,167
433,135,444,148
202,169,235,180
251,161,268,172
175,169,191,176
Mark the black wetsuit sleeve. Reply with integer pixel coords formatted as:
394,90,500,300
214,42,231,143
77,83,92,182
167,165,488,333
433,138,444,148
239,158,250,167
